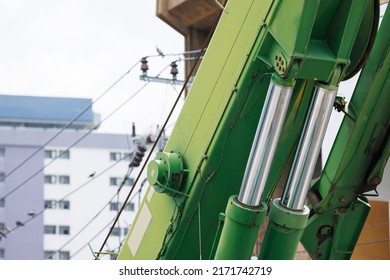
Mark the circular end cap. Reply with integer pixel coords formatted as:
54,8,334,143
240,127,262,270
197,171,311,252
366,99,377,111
147,159,166,188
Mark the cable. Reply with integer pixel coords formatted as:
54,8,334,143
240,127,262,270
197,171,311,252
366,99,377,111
45,192,119,260
1,153,132,237
54,178,145,260
69,218,114,259
144,49,204,59
0,61,140,184
0,61,174,202
45,170,136,260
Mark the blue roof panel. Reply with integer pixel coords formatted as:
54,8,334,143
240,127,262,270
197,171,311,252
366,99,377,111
0,94,93,123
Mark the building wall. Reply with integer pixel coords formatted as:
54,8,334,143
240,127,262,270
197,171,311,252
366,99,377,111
0,127,147,260
0,144,44,260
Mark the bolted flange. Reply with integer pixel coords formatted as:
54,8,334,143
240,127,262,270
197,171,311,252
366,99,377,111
147,151,185,196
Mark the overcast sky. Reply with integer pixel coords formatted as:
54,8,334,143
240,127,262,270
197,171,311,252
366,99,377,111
0,0,185,135
0,1,387,158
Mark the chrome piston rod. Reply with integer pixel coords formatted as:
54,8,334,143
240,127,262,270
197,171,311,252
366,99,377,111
238,79,293,206
281,84,337,210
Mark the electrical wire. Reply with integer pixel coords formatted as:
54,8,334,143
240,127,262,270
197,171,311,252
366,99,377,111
69,218,114,259
1,47,201,187
144,49,204,59
1,153,132,236
68,180,143,258
0,61,174,202
45,192,119,260
0,61,140,184
45,170,135,260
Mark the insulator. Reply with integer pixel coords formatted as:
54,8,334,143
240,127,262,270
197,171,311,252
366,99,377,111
129,145,147,167
170,61,178,79
140,57,149,75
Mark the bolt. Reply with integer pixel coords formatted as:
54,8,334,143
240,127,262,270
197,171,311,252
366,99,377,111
370,176,382,186
339,196,346,204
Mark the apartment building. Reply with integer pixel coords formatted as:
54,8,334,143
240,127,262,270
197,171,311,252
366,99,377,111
0,94,148,260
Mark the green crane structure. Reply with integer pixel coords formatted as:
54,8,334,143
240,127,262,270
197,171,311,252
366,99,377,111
117,0,389,260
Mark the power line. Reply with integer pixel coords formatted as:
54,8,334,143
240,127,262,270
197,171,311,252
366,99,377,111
1,60,174,201
66,187,144,260
45,178,131,260
0,81,144,201
144,49,204,59
1,49,194,186
2,153,132,236
69,184,144,260
69,218,115,259
0,61,140,184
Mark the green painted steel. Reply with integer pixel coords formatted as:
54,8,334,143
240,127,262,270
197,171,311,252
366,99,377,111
117,0,382,260
214,197,266,259
302,5,389,260
118,0,276,260
147,151,186,196
259,200,309,260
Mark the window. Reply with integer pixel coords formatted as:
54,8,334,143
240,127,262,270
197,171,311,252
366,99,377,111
110,177,132,186
0,172,4,183
44,175,56,184
0,223,4,232
124,152,133,161
58,150,70,159
59,200,70,210
110,152,121,161
110,202,119,211
123,228,129,236
44,225,56,234
44,200,56,209
59,251,70,260
0,148,4,158
126,177,134,186
110,202,134,212
59,226,70,235
44,150,56,159
0,198,4,208
111,227,121,236
125,202,135,211
0,248,4,259
58,175,70,185
110,177,121,186
44,251,56,260
45,200,70,209
44,251,70,260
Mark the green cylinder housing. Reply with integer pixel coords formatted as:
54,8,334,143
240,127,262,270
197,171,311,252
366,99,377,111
147,151,185,196
214,196,267,260
259,199,309,260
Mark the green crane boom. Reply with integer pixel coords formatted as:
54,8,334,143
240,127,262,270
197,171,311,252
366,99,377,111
117,0,389,260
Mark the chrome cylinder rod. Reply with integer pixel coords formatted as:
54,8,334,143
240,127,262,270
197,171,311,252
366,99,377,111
238,79,293,206
281,85,337,210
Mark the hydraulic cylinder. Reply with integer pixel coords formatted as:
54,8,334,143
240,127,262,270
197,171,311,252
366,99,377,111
214,76,294,259
214,197,266,260
260,84,337,259
238,77,293,206
281,85,338,210
259,199,309,259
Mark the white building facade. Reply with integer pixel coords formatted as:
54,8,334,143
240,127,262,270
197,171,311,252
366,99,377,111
0,95,149,260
